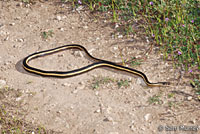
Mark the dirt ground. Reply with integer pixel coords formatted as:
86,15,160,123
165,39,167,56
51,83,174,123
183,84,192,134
0,1,199,134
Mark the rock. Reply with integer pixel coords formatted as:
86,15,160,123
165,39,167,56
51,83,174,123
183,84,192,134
62,83,71,87
71,90,78,94
4,36,9,41
16,97,22,101
106,106,112,114
141,127,146,131
88,48,95,54
96,37,100,40
109,132,119,134
144,113,151,121
189,119,196,124
58,54,64,57
129,120,135,131
59,27,64,31
56,16,62,21
73,51,83,57
56,110,62,114
9,23,15,26
115,24,119,28
95,91,99,96
118,35,123,38
77,84,85,90
113,46,118,50
130,124,135,131
94,109,101,113
0,80,6,88
137,78,145,86
103,116,113,122
17,38,24,42
187,96,192,101
16,2,23,7
83,26,88,29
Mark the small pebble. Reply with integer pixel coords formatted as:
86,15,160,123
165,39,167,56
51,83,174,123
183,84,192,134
65,122,70,128
58,54,64,57
103,116,113,122
109,132,119,134
95,91,99,96
74,51,83,57
71,90,78,94
4,36,9,41
137,78,145,86
88,48,95,54
16,2,23,7
106,106,112,114
146,37,149,43
115,24,119,28
77,85,85,90
189,119,196,124
9,23,15,26
83,26,88,29
118,35,123,38
56,110,62,114
16,97,22,101
94,109,101,113
59,27,64,31
25,4,30,7
141,127,146,131
70,105,74,109
62,83,71,87
0,80,6,88
144,113,151,121
79,81,84,85
17,38,24,42
130,125,135,131
187,96,192,101
113,46,118,50
56,16,62,21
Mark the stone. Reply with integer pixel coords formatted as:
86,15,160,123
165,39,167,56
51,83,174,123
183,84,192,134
0,80,6,88
187,96,192,101
16,97,22,101
144,113,151,121
56,16,62,21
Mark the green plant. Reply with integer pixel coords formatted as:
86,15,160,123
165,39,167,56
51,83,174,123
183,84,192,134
0,87,51,133
117,79,130,88
22,0,29,3
148,95,162,105
92,76,114,89
41,30,54,39
69,0,200,88
129,57,142,67
168,93,175,98
190,76,200,98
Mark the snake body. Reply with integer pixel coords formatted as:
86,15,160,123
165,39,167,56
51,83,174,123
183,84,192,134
23,44,169,87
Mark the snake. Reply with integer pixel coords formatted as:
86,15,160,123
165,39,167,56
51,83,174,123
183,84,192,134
22,44,170,87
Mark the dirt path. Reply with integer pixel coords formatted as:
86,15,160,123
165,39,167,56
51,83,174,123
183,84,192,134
0,1,199,134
